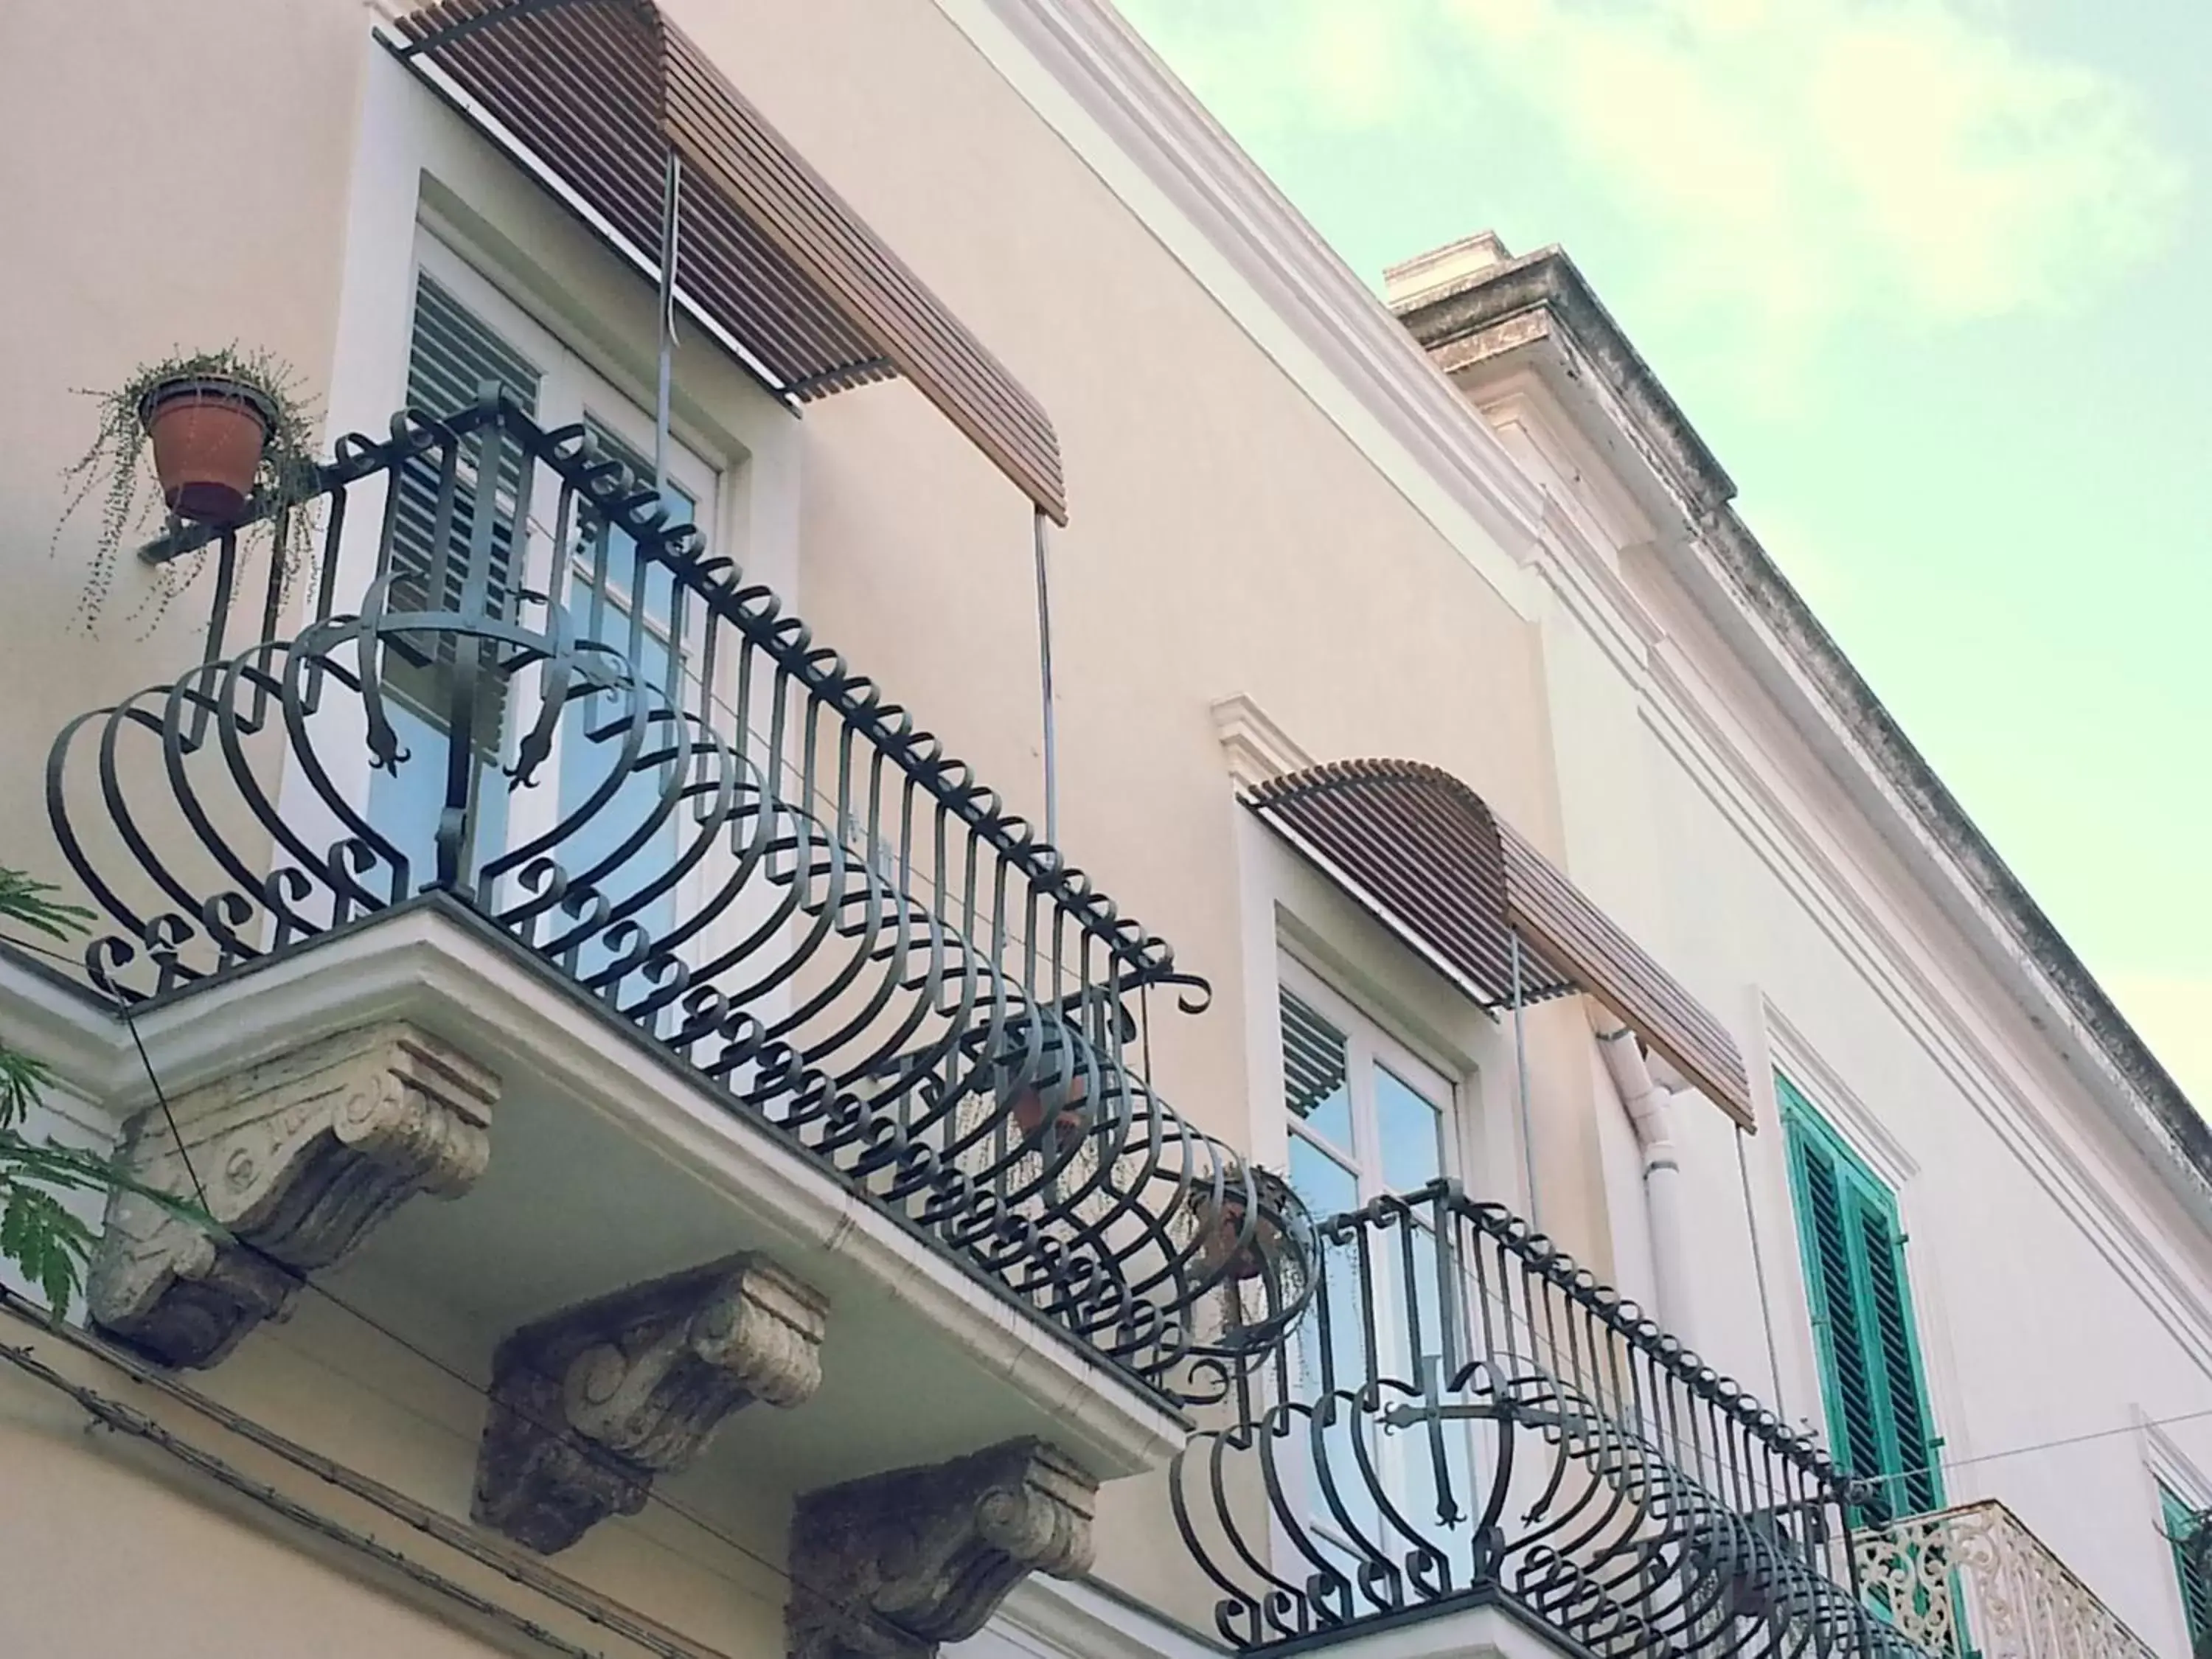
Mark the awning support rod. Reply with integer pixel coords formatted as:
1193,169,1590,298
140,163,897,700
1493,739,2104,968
653,150,682,499
1033,507,1058,849
1513,932,1540,1231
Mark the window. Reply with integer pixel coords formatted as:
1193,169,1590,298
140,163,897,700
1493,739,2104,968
1280,956,1454,1222
2163,1484,2212,1655
369,235,721,946
1276,957,1464,1569
1779,1073,1941,1523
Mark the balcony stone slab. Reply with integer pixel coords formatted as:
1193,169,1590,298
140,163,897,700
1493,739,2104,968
105,899,1189,1484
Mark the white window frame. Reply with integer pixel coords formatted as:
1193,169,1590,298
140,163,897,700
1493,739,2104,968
303,46,803,877
350,228,794,1017
406,229,722,848
1275,949,1476,1582
1278,950,1460,1211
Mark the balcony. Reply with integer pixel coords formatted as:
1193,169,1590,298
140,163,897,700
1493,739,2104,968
1856,1500,2160,1659
1172,1180,1920,1659
32,394,1315,1609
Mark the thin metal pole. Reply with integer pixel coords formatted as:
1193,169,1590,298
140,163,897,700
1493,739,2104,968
653,150,682,499
1032,507,1057,848
1736,1122,1790,1413
1512,933,1539,1231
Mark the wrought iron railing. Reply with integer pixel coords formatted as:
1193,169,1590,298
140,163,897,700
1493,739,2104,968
1856,1500,2158,1659
43,392,1312,1399
1173,1182,1924,1657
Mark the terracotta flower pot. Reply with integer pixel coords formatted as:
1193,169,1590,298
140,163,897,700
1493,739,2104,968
1010,1073,1089,1152
1191,1172,1290,1283
139,376,276,523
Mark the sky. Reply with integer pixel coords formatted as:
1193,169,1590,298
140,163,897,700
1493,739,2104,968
1118,0,2212,1110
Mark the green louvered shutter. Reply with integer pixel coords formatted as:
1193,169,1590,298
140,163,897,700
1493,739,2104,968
2163,1484,2212,1655
1780,1075,1941,1523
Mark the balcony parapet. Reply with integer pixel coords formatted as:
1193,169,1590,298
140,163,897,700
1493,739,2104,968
1173,1181,1921,1658
1856,1499,2158,1659
42,392,1312,1403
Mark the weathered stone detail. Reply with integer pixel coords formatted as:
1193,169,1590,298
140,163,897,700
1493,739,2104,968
474,1253,829,1554
787,1437,1097,1659
86,1022,498,1368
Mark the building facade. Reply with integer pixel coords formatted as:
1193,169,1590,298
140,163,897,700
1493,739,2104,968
0,2,2204,1658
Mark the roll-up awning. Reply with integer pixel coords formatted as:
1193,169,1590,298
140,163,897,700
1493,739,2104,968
392,0,1068,523
1248,759,1753,1127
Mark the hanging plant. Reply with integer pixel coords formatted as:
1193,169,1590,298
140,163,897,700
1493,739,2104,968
1186,1166,1294,1284
53,346,320,634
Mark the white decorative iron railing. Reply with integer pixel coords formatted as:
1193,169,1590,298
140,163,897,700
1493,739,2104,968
1856,1499,2157,1659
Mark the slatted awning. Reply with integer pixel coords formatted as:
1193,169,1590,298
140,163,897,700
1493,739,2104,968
1249,759,1753,1127
392,0,1067,523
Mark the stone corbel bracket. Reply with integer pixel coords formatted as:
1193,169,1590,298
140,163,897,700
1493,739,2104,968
86,1021,498,1368
788,1437,1097,1659
474,1253,830,1554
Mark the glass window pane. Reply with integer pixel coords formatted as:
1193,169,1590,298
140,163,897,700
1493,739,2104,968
1290,1135,1366,1396
1289,1134,1357,1220
1375,1065,1445,1193
577,420,695,640
1281,987,1352,1151
552,420,705,1009
366,696,508,892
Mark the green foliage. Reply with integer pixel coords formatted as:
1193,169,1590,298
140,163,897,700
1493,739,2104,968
0,867,203,1318
52,344,320,636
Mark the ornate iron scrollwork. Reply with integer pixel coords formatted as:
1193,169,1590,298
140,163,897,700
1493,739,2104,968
45,392,1313,1398
1172,1183,1925,1657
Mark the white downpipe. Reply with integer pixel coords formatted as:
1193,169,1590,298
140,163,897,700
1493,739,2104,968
1594,1016,1695,1342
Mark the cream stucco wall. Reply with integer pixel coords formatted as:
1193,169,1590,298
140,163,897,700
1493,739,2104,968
652,0,1576,1191
0,0,364,867
0,0,1620,1651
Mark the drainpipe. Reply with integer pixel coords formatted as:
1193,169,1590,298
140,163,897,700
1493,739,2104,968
1593,1015,1695,1343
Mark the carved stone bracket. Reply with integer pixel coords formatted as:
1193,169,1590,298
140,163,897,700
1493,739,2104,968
474,1253,830,1554
86,1021,498,1368
787,1437,1097,1659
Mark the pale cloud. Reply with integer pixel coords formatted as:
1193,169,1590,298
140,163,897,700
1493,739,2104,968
1128,0,2183,364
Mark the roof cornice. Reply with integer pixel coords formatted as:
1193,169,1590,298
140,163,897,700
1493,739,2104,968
1399,243,1735,515
1397,243,2212,1211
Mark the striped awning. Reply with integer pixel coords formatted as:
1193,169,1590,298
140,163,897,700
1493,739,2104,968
392,0,1067,523
1249,760,1753,1127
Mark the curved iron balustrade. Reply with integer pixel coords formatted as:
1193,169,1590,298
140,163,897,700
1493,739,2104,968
44,392,1312,1397
1174,1183,1924,1657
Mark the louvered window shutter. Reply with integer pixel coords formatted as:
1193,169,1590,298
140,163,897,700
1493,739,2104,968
1780,1076,1942,1523
395,274,540,609
2165,1485,2212,1655
1858,1186,1941,1514
383,273,543,739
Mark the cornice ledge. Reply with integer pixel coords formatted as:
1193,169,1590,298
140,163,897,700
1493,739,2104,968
1392,234,2212,1228
955,0,1548,572
1394,245,1736,518
0,940,133,1107
1694,507,2212,1217
992,1573,1228,1659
